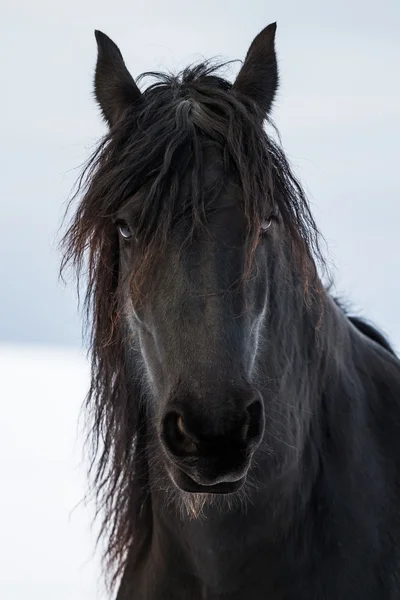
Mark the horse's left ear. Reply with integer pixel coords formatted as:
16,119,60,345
94,30,142,127
233,22,279,116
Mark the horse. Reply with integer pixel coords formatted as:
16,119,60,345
61,23,400,599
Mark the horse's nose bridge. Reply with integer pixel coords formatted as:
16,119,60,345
164,292,240,374
174,237,243,334
152,236,247,370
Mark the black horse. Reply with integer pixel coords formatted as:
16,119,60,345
62,23,400,599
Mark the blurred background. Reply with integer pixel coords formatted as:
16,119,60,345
1,0,399,598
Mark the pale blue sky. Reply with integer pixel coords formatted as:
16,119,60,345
1,0,399,348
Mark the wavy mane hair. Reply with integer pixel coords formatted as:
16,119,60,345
62,33,326,588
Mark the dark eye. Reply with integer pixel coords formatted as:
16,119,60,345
116,220,133,240
259,213,279,236
260,217,275,235
260,219,272,233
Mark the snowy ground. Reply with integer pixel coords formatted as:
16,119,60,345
0,345,105,599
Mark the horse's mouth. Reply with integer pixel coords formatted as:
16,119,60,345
169,466,246,495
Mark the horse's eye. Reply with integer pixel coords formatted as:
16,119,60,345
116,221,133,240
260,214,278,235
260,219,273,234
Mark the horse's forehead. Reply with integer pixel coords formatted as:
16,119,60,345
179,174,244,227
176,142,225,189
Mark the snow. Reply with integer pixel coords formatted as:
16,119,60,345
0,345,105,599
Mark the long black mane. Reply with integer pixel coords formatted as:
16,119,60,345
61,58,397,592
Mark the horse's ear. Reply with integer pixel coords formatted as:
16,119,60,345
94,30,142,127
233,22,279,116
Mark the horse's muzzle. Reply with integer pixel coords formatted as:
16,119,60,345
160,388,265,493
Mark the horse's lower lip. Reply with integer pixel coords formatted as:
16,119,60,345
170,467,246,494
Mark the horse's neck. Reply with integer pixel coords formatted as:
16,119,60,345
148,480,294,593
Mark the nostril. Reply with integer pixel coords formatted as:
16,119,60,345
162,411,198,457
244,398,264,445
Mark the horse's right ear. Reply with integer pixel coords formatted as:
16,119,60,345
94,30,142,127
233,23,279,117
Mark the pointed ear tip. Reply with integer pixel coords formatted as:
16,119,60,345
94,30,103,44
251,22,277,46
94,30,110,47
